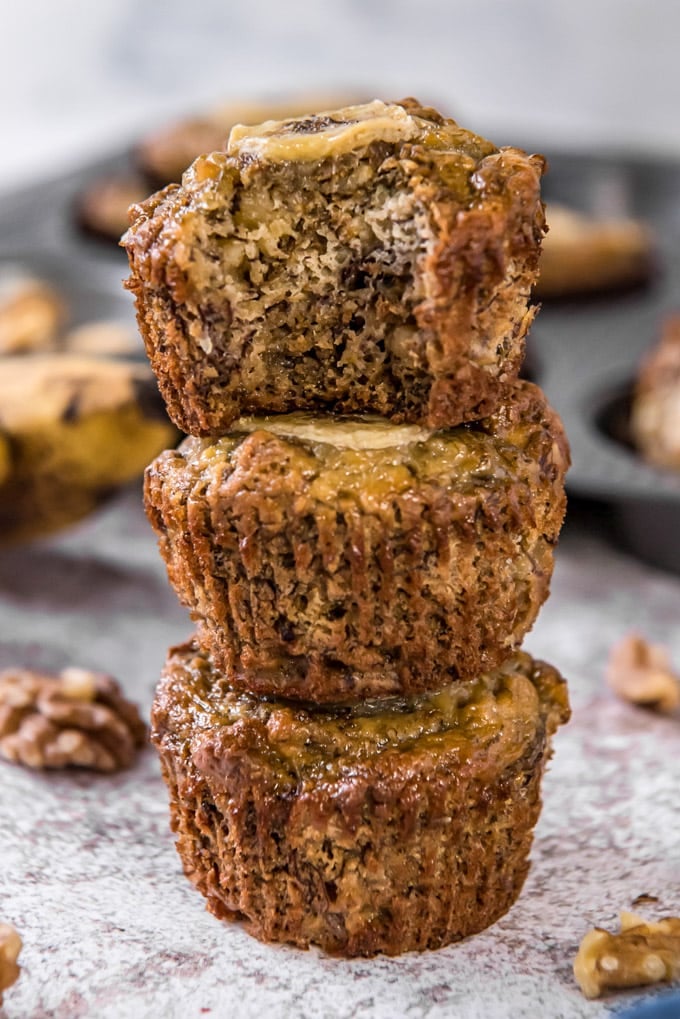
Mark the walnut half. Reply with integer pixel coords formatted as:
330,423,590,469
606,634,680,714
574,912,680,999
0,666,147,772
0,923,22,1006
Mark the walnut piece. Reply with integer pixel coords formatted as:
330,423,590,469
0,923,22,1006
606,634,680,714
0,666,147,772
574,912,680,999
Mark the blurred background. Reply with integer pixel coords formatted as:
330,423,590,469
2,0,680,189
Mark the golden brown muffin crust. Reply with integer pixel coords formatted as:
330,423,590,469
152,640,570,956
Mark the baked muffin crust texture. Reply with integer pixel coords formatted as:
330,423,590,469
124,98,546,436
152,640,570,956
145,379,569,702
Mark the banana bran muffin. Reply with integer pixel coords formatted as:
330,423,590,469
0,355,177,544
124,98,546,436
631,314,680,470
145,380,569,702
151,640,570,957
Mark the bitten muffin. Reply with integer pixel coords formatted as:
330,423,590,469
152,639,570,957
145,380,569,702
124,98,546,435
631,314,680,470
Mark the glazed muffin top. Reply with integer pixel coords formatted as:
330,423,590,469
173,379,569,521
226,99,495,173
154,642,570,788
124,98,545,435
125,96,544,316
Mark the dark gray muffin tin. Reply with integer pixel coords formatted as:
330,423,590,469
1,143,680,570
0,151,138,338
535,148,680,572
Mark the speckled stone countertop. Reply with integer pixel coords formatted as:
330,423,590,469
0,489,678,1018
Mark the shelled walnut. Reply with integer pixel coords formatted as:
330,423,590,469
0,666,147,772
0,923,22,1006
574,912,680,999
607,634,680,713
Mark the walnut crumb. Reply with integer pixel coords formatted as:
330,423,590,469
606,634,680,714
0,666,147,772
632,894,661,909
574,912,680,999
0,923,22,1006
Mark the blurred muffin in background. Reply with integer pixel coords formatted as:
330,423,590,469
0,268,140,358
0,268,172,542
631,314,680,470
75,175,150,243
0,273,66,354
63,321,141,358
536,203,654,299
0,354,178,544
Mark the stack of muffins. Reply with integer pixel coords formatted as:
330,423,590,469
124,99,571,958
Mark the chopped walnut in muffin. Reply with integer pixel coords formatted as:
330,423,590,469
0,666,147,772
574,912,680,999
606,634,680,714
0,923,22,1006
